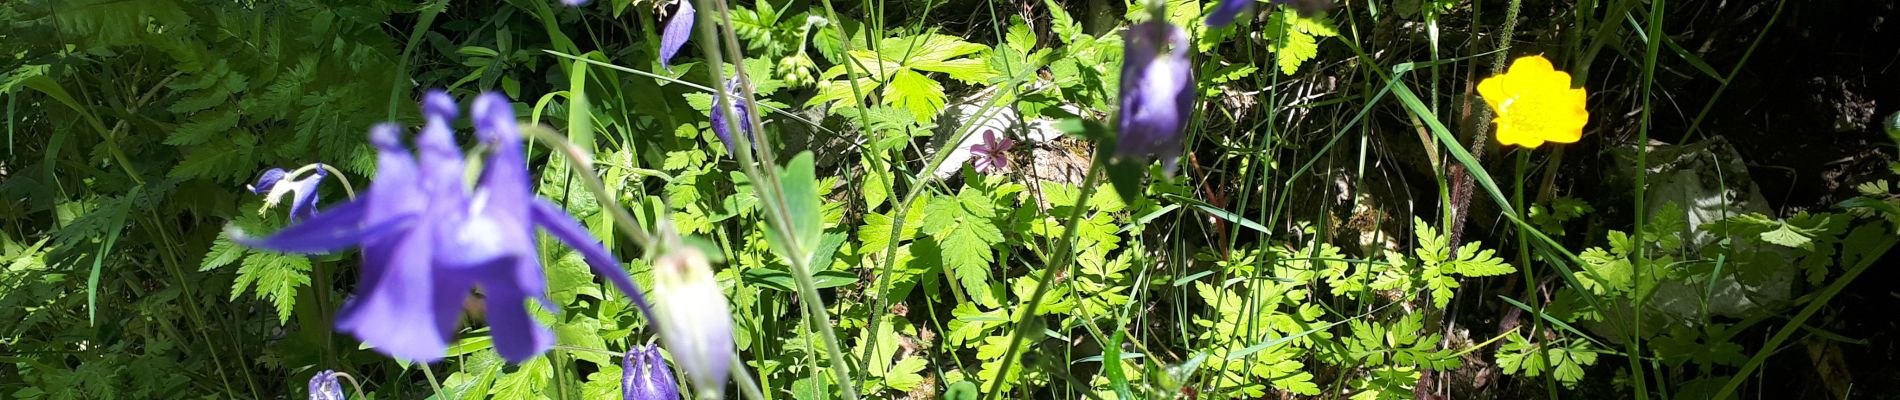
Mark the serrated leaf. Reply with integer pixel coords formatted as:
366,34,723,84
231,252,311,324
166,108,240,146
1450,243,1514,277
199,234,246,271
1760,223,1814,249
885,357,928,390
1272,30,1318,75
885,69,946,122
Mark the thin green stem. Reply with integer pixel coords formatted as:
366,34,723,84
520,125,657,252
419,363,445,398
1628,0,1665,397
694,0,861,397
982,156,1103,399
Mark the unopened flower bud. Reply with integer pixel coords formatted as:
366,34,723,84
652,246,734,395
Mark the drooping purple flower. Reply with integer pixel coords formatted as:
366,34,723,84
1204,0,1253,26
708,78,755,153
248,168,287,195
970,130,1014,173
309,370,345,400
248,165,329,222
623,345,681,400
1206,0,1301,26
1117,21,1195,174
562,0,588,6
659,0,697,71
233,90,655,364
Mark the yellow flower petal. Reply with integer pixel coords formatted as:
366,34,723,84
1476,55,1589,149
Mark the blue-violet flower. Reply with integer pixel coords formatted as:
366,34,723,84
623,344,682,400
309,370,345,400
708,78,756,153
249,165,329,222
233,90,654,364
660,0,696,70
1117,21,1195,174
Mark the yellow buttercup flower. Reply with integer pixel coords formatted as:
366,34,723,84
1477,55,1588,149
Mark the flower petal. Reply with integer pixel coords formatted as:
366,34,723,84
480,284,555,362
286,167,329,222
660,0,696,70
248,168,287,194
709,79,753,153
1204,0,1252,26
531,199,656,318
231,200,409,254
1117,21,1194,174
308,370,345,400
623,345,681,400
337,225,451,363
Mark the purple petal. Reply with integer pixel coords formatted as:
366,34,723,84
1117,22,1194,174
562,0,588,5
336,224,452,363
659,0,696,70
624,345,681,400
709,79,754,153
286,167,330,222
248,168,287,194
348,124,427,308
231,200,402,254
531,199,656,319
1204,0,1251,26
479,284,554,362
467,92,548,297
308,370,345,400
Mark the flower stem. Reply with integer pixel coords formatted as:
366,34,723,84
694,0,860,398
983,154,1104,399
418,363,445,398
519,125,657,253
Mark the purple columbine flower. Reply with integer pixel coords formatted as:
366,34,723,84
248,168,287,195
1117,21,1195,174
708,78,756,153
659,0,696,71
562,0,588,5
233,90,654,364
309,370,345,400
623,345,681,400
970,130,1014,173
249,165,329,222
1204,0,1252,26
1205,0,1299,26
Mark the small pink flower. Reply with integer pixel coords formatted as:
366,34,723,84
971,130,1015,173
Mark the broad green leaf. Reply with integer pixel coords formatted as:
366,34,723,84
886,69,946,122
741,268,860,292
767,152,824,266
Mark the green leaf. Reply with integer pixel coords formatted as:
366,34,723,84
885,357,928,390
231,251,312,324
1449,242,1514,277
198,233,246,271
923,188,1004,306
885,69,946,122
767,152,825,266
1760,223,1815,249
489,357,552,399
741,268,860,292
